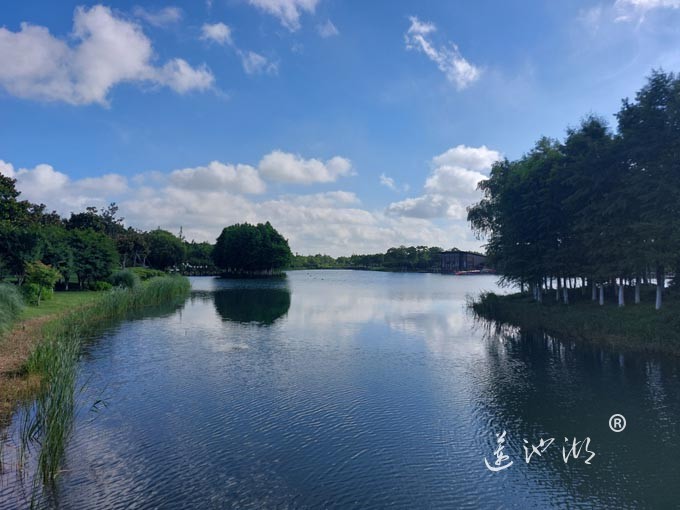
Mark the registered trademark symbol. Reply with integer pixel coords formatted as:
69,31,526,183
609,414,626,432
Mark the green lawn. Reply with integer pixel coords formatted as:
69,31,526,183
20,291,102,321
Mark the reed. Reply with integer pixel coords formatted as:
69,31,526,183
20,275,190,487
0,283,25,336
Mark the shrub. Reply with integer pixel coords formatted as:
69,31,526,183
0,283,24,333
110,269,140,289
130,267,166,281
20,282,41,306
89,281,113,291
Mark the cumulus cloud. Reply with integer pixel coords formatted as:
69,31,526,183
247,0,319,31
201,22,233,45
258,151,353,184
132,6,183,27
169,161,266,194
317,20,339,38
0,5,214,105
0,153,486,255
404,16,480,90
387,144,501,219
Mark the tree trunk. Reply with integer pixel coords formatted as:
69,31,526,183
635,277,641,304
599,285,604,306
562,286,569,305
536,281,542,303
556,277,561,301
656,265,665,310
618,279,625,307
591,280,597,301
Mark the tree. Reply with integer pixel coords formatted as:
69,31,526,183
70,229,118,288
213,222,292,275
25,261,61,306
147,229,186,270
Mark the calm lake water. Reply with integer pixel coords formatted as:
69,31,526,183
2,270,680,508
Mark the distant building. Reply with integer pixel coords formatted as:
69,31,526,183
440,250,487,273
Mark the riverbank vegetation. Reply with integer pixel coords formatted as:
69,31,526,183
472,290,680,355
1,275,190,486
468,70,680,310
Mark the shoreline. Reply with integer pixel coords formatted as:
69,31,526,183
0,276,191,427
471,291,680,356
0,299,101,426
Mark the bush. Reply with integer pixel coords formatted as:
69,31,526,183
0,283,24,333
110,269,140,289
20,282,41,305
130,267,166,281
89,281,113,291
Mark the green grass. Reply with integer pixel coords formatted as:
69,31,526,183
0,284,25,335
471,288,680,355
19,291,100,321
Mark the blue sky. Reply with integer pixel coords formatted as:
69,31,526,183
1,0,680,255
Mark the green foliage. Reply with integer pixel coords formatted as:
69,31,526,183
467,70,680,308
0,283,24,334
213,222,292,274
147,229,186,270
25,261,62,306
89,281,113,291
20,282,41,306
130,267,166,281
69,229,119,288
110,269,140,289
290,246,445,271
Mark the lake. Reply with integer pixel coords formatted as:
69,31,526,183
2,270,680,508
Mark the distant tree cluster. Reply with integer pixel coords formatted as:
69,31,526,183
213,222,292,275
468,70,680,309
290,245,446,272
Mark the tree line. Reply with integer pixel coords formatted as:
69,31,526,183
467,70,680,309
291,246,450,272
0,176,216,290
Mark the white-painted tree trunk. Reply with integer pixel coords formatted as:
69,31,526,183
618,281,625,307
655,266,664,310
599,285,604,306
635,278,641,304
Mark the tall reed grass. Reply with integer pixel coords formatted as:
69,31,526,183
0,283,25,335
20,275,190,487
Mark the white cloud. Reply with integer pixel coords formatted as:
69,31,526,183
317,20,339,38
379,173,409,193
380,173,397,190
431,145,501,172
0,148,490,255
132,6,183,27
614,0,680,21
404,16,481,90
0,5,214,105
258,151,353,184
169,161,266,194
201,22,233,45
387,144,501,219
0,160,16,179
239,51,279,75
247,0,319,31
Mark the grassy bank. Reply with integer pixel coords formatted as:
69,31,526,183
0,284,25,335
472,291,680,355
0,276,191,485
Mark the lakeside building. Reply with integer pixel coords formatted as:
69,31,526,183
440,251,488,273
